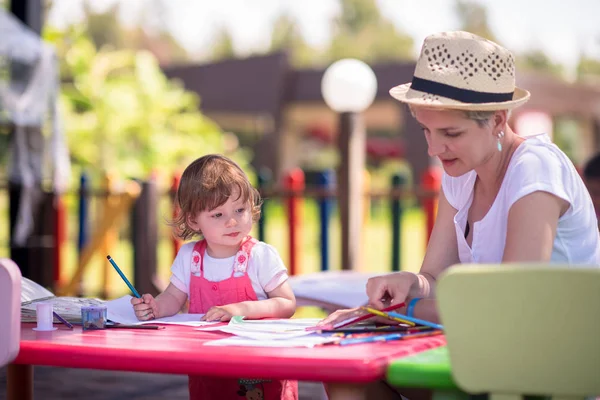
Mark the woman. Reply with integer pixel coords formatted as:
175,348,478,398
320,31,600,330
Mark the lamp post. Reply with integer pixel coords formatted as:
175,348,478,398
321,59,377,271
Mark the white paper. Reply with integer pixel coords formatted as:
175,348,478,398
105,295,217,326
196,316,321,340
204,335,338,348
288,271,382,309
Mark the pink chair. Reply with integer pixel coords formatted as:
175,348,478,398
0,258,21,366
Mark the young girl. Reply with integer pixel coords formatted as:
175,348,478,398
131,154,298,400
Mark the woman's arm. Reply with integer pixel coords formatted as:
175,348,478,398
503,191,566,262
413,189,461,297
366,189,460,308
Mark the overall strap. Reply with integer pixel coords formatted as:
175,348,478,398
230,236,258,277
190,239,207,276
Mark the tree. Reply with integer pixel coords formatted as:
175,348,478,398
454,1,567,79
43,27,251,185
577,55,600,84
454,0,498,42
269,14,320,66
517,49,564,79
326,0,414,63
209,26,236,61
79,0,189,65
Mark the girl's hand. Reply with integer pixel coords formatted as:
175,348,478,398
131,294,158,321
202,305,236,322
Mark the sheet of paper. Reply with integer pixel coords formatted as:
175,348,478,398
204,335,338,348
196,316,321,339
288,271,381,308
105,295,217,326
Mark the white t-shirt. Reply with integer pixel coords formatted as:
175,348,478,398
442,133,600,265
170,241,289,300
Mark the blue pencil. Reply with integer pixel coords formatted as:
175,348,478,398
338,329,443,346
339,333,404,346
107,255,141,298
387,311,444,330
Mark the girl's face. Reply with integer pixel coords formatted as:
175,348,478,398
187,189,253,258
413,108,497,177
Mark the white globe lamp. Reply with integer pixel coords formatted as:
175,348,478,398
321,59,377,271
321,58,377,113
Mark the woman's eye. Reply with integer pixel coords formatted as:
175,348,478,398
446,132,462,138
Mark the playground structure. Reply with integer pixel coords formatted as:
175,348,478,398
3,1,600,299
6,165,440,298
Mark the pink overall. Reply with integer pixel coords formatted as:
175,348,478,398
188,237,298,400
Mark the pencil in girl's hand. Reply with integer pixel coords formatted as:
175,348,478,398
107,255,141,298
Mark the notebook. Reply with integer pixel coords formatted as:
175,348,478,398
20,277,104,323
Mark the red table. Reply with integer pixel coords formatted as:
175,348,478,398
8,323,446,400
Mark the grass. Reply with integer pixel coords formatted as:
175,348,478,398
0,190,426,314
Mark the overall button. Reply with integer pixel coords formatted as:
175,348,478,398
212,284,218,291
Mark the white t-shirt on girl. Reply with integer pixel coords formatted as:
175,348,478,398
170,241,290,300
442,133,600,266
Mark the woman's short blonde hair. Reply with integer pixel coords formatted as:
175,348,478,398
171,154,262,240
408,105,510,128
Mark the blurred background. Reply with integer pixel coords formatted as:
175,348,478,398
2,1,600,399
1,0,600,300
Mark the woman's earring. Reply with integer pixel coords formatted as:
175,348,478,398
497,130,505,152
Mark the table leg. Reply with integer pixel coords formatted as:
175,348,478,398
7,363,33,400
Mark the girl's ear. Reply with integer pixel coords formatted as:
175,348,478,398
187,213,200,231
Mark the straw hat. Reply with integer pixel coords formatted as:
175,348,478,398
389,31,530,111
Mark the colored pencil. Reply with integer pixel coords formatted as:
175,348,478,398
337,329,443,346
106,324,164,330
53,311,74,329
107,255,141,298
320,325,433,334
361,307,416,326
308,302,406,331
386,311,444,330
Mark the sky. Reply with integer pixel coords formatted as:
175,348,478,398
46,0,600,79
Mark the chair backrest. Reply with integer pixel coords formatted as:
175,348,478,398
437,264,600,399
0,258,21,367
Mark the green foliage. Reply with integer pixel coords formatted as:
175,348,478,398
454,0,498,42
210,27,236,61
577,55,600,84
517,50,565,78
327,0,414,63
80,1,189,65
269,14,320,66
43,27,245,185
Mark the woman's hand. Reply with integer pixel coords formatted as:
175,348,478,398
131,294,158,321
366,272,418,309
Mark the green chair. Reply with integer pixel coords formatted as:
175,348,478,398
437,264,600,400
